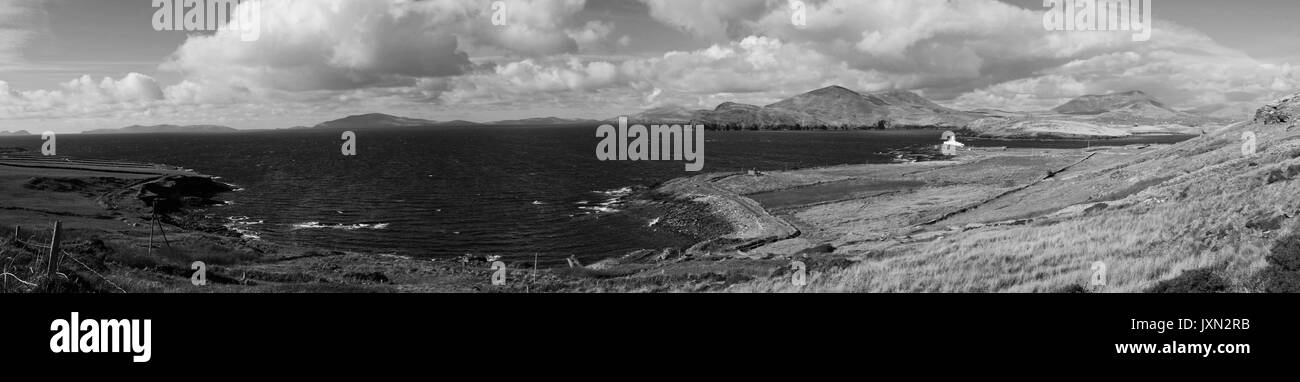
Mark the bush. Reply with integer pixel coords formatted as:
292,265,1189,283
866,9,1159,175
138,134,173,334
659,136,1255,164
1259,233,1300,292
1147,267,1229,293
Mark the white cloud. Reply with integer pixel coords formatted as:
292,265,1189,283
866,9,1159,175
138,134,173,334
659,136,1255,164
442,35,890,111
484,0,588,55
5,0,1300,131
639,0,768,41
0,73,171,127
566,20,618,52
634,35,889,99
161,0,595,95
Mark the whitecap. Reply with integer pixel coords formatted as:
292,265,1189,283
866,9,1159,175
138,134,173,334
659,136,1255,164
290,222,390,230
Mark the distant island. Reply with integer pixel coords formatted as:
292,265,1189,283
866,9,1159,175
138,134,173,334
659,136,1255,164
81,124,239,135
58,86,1228,140
0,130,31,136
307,113,601,130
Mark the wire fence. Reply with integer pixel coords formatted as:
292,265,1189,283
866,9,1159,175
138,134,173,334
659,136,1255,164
3,222,126,293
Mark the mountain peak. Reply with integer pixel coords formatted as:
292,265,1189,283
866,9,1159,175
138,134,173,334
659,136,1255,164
807,85,862,97
715,102,760,112
1053,91,1164,115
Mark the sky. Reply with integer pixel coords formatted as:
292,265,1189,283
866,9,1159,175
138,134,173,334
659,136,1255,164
1,0,1298,132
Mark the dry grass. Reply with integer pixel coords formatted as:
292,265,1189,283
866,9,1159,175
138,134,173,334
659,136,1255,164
734,107,1300,293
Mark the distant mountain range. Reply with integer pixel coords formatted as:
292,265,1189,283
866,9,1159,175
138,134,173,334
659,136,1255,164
81,125,240,135
47,86,1230,139
610,86,1225,138
617,86,975,130
294,86,1227,138
966,90,1225,138
491,116,602,126
306,113,600,130
0,130,31,136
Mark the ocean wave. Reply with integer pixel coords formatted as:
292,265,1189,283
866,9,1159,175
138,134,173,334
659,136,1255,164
575,186,635,215
579,205,618,214
598,187,633,197
291,221,391,231
224,216,264,240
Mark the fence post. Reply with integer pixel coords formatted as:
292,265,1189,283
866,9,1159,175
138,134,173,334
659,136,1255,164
12,225,19,249
45,221,62,292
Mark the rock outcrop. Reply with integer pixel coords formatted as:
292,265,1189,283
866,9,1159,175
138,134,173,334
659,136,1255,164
136,175,236,213
1254,93,1300,125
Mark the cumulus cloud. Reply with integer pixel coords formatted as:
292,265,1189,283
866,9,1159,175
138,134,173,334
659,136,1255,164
443,35,890,111
635,0,1287,110
5,0,1300,131
162,0,596,96
636,35,889,99
949,42,1300,115
164,0,469,93
639,0,768,41
484,0,588,54
566,20,620,52
0,73,167,121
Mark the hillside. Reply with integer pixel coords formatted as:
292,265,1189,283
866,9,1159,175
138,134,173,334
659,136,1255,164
734,92,1300,292
763,85,892,128
966,91,1219,138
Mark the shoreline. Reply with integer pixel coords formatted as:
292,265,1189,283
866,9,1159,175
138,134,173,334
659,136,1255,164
0,143,1148,293
4,128,1275,293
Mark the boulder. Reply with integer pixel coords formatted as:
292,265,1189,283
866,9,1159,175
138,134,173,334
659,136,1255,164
1254,93,1300,125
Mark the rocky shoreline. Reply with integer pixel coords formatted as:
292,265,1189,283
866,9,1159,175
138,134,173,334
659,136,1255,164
0,147,813,292
9,89,1297,293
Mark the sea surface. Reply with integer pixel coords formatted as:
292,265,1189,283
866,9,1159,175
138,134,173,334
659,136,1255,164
0,127,1194,265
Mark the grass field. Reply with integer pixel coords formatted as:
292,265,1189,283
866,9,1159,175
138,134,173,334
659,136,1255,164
734,94,1300,293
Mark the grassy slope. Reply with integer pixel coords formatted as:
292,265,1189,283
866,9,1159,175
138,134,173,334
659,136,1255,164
738,94,1300,293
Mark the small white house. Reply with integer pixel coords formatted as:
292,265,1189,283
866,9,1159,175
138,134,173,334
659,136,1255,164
941,135,965,155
